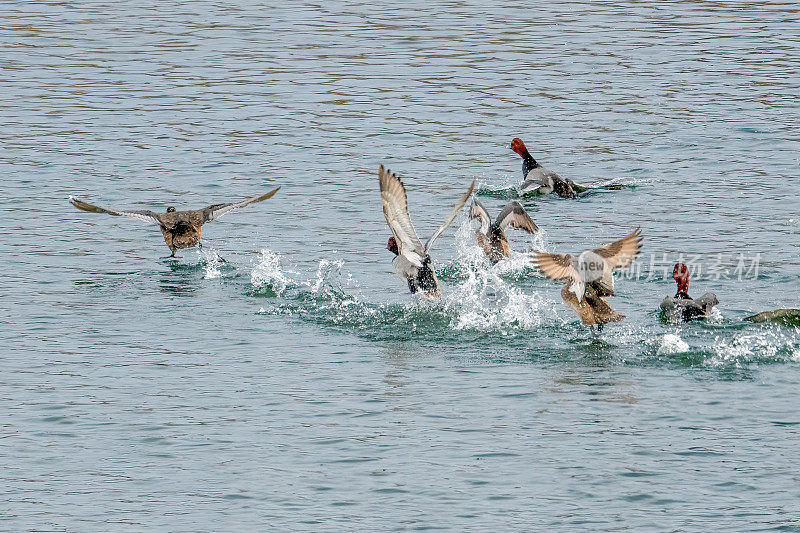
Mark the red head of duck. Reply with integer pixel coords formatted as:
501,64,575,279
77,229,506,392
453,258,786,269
387,236,399,256
673,263,690,299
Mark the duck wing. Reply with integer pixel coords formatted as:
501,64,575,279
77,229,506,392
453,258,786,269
424,179,475,252
533,252,579,282
496,201,538,233
593,228,642,269
202,187,280,222
380,165,426,264
469,199,491,234
591,228,642,293
533,252,584,300
69,196,161,225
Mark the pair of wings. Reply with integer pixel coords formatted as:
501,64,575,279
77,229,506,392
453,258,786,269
69,187,280,225
533,228,643,287
379,165,475,266
470,200,538,233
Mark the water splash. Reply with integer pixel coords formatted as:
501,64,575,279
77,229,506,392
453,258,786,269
250,249,291,296
710,326,800,368
197,246,225,279
657,333,690,355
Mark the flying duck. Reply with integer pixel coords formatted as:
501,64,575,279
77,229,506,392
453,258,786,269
469,200,538,263
380,165,474,297
510,137,584,198
69,187,280,256
660,263,718,321
533,228,642,332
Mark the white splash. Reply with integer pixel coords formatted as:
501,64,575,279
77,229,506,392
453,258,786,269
710,328,800,367
251,249,290,295
442,217,559,331
310,258,345,293
199,246,223,279
657,333,689,355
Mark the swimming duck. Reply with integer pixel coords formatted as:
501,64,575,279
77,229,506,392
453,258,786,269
469,200,538,263
660,263,718,321
744,309,800,327
69,187,280,257
533,228,642,332
380,165,474,297
510,137,584,198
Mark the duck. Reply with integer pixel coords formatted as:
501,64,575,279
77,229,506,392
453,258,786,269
744,309,800,327
660,263,719,322
69,187,280,257
469,200,538,263
510,137,585,198
380,165,474,297
533,228,642,332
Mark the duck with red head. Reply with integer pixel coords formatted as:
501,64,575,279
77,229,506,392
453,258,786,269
510,137,583,198
660,263,719,322
379,165,474,298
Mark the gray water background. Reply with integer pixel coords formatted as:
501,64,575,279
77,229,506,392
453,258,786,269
2,1,800,530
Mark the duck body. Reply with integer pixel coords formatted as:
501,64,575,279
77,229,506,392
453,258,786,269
470,200,538,263
70,188,280,257
744,309,800,326
562,280,624,329
533,228,642,331
660,263,719,322
660,293,719,322
511,138,579,198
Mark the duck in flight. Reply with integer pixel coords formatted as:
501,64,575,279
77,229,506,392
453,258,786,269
380,165,474,297
533,228,642,332
69,187,280,257
510,138,586,198
469,200,538,263
660,263,718,322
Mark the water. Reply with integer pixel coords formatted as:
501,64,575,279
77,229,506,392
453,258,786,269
2,1,799,530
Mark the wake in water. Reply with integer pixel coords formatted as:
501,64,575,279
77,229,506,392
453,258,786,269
475,173,643,199
244,223,799,370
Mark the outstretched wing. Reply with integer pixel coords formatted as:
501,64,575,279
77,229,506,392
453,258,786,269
69,196,161,225
424,179,476,252
469,199,491,233
379,165,425,260
496,201,538,233
592,227,642,270
532,252,579,282
203,187,280,222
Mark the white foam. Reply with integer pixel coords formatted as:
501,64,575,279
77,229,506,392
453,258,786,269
250,249,289,295
199,246,223,279
442,218,558,331
657,333,689,355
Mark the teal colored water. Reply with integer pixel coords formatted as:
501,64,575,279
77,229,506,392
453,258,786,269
2,1,799,530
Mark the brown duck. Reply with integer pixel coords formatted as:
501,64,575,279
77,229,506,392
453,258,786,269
469,200,538,263
69,187,280,256
533,228,642,332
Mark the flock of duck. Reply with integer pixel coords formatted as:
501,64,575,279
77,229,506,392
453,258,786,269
70,137,798,334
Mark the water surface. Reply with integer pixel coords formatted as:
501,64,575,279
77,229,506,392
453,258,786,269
2,1,799,530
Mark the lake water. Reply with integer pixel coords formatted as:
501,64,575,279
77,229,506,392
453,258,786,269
2,1,799,530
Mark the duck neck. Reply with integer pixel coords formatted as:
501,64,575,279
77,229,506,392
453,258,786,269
675,278,690,299
522,153,539,177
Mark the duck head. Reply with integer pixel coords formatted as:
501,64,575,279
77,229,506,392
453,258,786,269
510,138,528,157
167,206,176,213
673,263,690,298
387,236,399,256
